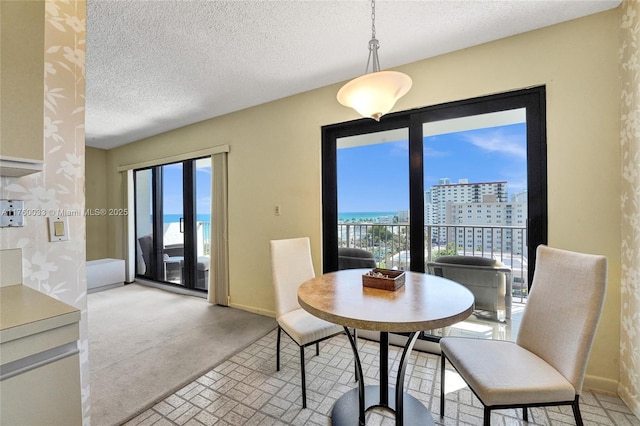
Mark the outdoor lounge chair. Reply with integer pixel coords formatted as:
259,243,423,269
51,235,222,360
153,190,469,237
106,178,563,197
428,255,512,321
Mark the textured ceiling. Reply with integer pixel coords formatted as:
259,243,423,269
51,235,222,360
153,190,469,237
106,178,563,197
85,0,621,150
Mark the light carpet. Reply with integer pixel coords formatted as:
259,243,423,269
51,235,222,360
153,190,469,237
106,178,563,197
88,283,276,426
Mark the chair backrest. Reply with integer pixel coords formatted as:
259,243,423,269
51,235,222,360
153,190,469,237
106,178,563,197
164,243,184,257
428,255,510,319
270,237,315,319
137,234,154,276
516,245,607,394
428,255,506,288
338,247,377,270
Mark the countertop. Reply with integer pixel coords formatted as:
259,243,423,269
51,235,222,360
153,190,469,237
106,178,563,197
0,284,80,345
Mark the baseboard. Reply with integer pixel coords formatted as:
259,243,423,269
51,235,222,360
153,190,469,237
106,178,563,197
618,382,640,419
228,301,274,318
134,279,207,299
87,282,123,294
584,374,619,395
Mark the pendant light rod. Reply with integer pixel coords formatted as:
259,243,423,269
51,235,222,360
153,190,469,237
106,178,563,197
336,0,412,121
366,38,380,74
365,0,380,74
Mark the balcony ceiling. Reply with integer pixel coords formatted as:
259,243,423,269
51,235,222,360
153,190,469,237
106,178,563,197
85,0,620,150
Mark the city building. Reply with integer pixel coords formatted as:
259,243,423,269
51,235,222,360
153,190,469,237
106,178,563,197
447,200,527,255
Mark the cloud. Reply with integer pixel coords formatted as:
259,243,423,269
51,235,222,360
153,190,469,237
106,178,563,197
424,146,449,158
387,140,409,157
462,129,526,159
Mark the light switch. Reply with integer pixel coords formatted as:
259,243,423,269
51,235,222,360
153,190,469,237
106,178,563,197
48,216,69,242
54,221,65,236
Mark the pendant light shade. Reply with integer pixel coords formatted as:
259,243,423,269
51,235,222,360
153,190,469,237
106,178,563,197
337,0,412,121
337,70,412,121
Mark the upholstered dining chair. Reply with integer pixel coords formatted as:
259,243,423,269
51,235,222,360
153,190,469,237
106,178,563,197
270,237,344,408
439,245,607,425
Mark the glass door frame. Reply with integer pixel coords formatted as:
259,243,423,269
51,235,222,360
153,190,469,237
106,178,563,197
133,157,209,292
323,114,413,271
322,87,547,283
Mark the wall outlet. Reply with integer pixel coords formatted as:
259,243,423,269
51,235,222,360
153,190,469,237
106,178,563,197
0,199,25,227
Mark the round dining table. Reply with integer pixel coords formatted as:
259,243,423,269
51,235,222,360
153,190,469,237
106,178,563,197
298,268,474,426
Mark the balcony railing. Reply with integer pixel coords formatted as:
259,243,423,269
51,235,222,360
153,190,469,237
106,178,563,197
338,223,529,302
199,221,211,256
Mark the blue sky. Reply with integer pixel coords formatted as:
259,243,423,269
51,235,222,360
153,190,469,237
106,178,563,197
337,123,527,212
161,163,211,215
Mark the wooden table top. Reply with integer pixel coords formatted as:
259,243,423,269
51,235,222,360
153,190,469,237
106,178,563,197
298,269,474,333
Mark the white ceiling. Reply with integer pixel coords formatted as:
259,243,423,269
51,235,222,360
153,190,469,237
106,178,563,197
85,0,621,150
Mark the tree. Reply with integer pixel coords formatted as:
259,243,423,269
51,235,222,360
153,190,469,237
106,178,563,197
433,242,458,258
367,226,396,245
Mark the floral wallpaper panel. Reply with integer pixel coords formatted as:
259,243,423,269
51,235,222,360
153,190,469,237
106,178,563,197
0,0,89,423
620,0,640,419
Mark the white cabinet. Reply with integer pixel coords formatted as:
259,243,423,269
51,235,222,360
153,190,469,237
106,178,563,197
1,353,82,425
0,285,82,425
87,258,126,293
0,1,45,176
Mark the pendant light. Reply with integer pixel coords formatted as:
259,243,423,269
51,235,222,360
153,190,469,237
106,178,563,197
337,0,412,121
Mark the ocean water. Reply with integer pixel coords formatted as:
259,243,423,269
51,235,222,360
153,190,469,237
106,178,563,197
337,212,396,222
163,214,211,223
162,212,397,224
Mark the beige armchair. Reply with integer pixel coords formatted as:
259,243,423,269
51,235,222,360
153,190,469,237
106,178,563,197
439,245,607,425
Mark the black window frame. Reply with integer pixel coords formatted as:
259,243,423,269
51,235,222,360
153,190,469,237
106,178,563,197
322,86,547,284
133,157,208,292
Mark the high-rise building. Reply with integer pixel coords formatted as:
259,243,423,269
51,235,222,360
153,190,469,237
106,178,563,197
425,179,526,254
424,190,434,225
428,179,507,225
396,210,409,223
511,190,527,203
447,201,527,254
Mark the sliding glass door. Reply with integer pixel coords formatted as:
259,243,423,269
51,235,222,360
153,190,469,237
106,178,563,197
134,157,211,291
422,109,529,297
162,162,185,284
337,128,410,269
323,87,546,286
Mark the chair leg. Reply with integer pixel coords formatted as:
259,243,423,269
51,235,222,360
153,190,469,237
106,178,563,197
523,407,528,422
440,353,446,416
572,396,584,426
300,346,307,408
483,407,491,426
315,341,319,356
353,328,359,382
276,326,281,371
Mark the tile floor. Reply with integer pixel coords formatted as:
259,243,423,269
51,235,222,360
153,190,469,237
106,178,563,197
123,328,639,426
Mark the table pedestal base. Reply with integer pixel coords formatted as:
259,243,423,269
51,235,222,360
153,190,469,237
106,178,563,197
332,385,434,426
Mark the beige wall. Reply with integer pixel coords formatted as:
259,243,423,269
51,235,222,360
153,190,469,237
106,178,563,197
102,10,622,392
85,147,108,260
